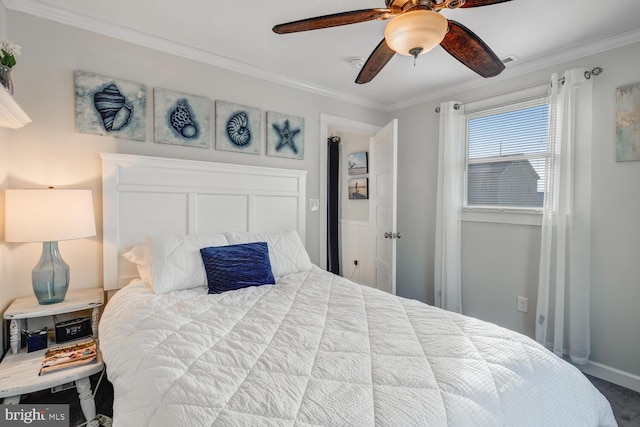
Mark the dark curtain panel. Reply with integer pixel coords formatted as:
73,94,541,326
327,136,341,275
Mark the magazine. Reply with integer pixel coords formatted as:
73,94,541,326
38,338,97,375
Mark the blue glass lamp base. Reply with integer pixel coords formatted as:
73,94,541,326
32,241,69,305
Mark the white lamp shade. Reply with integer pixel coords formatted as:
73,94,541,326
5,189,96,243
384,10,448,57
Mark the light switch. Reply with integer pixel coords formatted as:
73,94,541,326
309,198,320,212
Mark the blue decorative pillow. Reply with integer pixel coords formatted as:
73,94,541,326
200,242,275,294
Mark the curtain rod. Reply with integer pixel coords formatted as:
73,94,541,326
435,67,603,113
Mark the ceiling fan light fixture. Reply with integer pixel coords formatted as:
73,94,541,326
384,10,448,58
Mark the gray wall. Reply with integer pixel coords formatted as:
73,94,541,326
394,41,640,378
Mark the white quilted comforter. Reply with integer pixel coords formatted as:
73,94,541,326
100,267,616,426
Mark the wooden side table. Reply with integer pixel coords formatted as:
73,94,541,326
1,288,105,427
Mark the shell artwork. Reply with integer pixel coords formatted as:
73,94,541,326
169,99,198,139
93,84,133,132
226,111,251,146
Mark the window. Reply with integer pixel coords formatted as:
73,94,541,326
465,98,549,209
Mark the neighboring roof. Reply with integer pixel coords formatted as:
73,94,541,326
468,159,540,180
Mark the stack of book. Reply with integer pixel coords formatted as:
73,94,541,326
38,338,97,376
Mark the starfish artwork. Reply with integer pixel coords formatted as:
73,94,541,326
267,111,305,159
273,119,301,154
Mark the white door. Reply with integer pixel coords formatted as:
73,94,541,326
370,119,398,295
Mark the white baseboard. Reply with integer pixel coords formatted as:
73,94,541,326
576,360,640,393
543,340,640,393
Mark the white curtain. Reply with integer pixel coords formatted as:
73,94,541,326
536,68,593,364
434,101,465,313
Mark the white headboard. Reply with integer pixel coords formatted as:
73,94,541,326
101,153,307,290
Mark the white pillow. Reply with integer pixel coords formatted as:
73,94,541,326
225,230,312,277
122,244,151,283
145,233,229,294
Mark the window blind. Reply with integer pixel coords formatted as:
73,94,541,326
465,97,549,208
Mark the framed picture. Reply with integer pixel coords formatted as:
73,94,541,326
348,178,368,200
347,151,368,175
75,71,146,141
267,111,305,160
616,82,640,161
154,88,211,148
215,101,261,154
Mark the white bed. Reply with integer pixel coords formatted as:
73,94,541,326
99,154,616,426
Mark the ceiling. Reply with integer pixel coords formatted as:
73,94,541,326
5,0,640,111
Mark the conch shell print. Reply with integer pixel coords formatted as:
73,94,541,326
93,84,133,132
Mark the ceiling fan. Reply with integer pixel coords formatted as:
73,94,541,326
273,0,512,84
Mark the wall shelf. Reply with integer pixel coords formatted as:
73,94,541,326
0,88,31,129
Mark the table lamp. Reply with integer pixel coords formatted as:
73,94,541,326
4,188,96,305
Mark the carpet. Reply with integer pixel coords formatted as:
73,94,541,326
585,374,640,426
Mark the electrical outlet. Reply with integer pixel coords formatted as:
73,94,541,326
517,296,528,313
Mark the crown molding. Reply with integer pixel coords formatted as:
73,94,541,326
3,0,387,111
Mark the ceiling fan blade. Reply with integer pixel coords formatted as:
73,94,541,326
460,0,513,8
440,20,505,78
355,39,396,84
273,9,393,34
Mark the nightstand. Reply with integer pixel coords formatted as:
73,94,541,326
1,288,104,427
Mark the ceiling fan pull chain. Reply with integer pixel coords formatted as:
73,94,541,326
409,47,423,67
